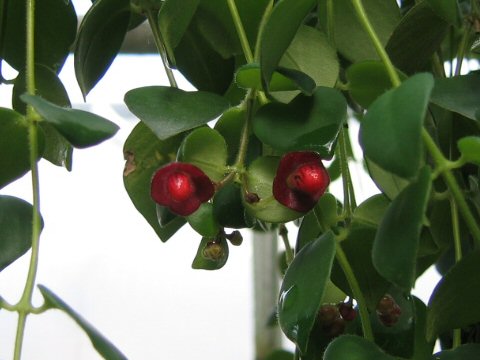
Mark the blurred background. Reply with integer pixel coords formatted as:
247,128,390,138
0,0,460,358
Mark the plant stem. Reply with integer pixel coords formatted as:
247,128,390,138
14,0,42,358
350,0,401,87
422,129,480,248
234,92,255,169
279,224,294,265
146,9,177,88
454,21,473,76
335,242,374,341
338,127,352,221
450,197,462,348
227,0,254,63
326,0,335,46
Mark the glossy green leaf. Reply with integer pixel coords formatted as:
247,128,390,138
74,0,131,97
359,73,434,179
243,156,301,223
1,0,76,71
187,203,220,237
324,335,395,360
430,72,480,121
235,63,315,94
331,225,390,311
214,107,262,166
260,0,316,90
365,158,409,200
155,205,177,228
191,236,229,270
278,231,336,353
458,136,480,165
313,193,339,232
318,0,400,62
177,127,227,182
253,87,347,157
21,94,119,148
158,0,200,66
124,86,230,141
433,344,480,359
264,350,294,360
372,167,432,291
352,194,390,228
13,64,73,170
280,25,339,89
123,122,185,242
427,251,480,341
346,61,406,108
0,196,39,272
174,18,235,94
386,1,449,74
0,108,40,189
38,285,127,360
213,183,252,229
296,211,322,250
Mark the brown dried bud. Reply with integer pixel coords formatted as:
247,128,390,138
202,241,224,261
376,294,402,327
245,192,260,203
226,230,243,246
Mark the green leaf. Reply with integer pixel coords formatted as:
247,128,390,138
318,0,400,62
430,72,480,121
372,167,432,291
38,285,127,360
324,335,396,360
0,108,42,189
214,106,262,166
458,136,480,165
253,87,347,157
346,61,406,108
158,0,200,66
186,203,220,237
278,231,336,353
296,211,322,250
74,0,131,97
177,127,227,182
386,1,449,74
213,183,252,229
427,251,480,341
13,64,73,170
280,25,339,89
264,350,295,360
412,297,436,360
123,122,186,242
352,194,390,228
1,0,76,71
235,63,316,95
331,224,390,311
260,0,316,91
174,18,235,94
21,94,119,148
243,156,301,223
359,73,434,179
313,193,339,231
365,158,409,200
191,236,229,270
425,0,459,26
0,196,41,272
124,86,230,140
433,344,480,359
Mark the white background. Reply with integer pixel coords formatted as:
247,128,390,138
0,1,449,358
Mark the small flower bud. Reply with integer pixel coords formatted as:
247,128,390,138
226,230,243,246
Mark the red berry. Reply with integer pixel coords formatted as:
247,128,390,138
167,171,195,202
338,303,357,322
151,162,214,216
273,151,330,212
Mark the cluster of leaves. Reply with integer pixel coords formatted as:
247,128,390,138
2,0,480,359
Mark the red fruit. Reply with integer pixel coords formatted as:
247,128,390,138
151,162,215,216
338,303,357,322
273,151,330,212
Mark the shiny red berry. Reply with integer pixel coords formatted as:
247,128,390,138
338,302,357,322
151,162,214,216
273,151,330,212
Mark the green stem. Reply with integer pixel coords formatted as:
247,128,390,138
227,0,254,63
422,129,480,248
14,0,42,358
234,91,255,169
450,197,462,348
326,0,335,45
338,127,352,221
454,21,473,76
335,242,374,341
146,9,177,88
350,0,401,87
279,224,294,265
